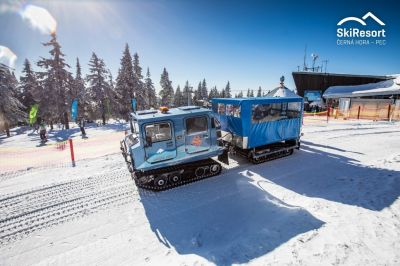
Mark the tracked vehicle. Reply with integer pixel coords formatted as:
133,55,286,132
212,96,303,164
120,106,229,191
121,94,303,191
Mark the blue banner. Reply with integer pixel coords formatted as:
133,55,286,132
71,99,78,122
131,98,137,112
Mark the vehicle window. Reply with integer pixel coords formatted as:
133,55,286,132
226,104,241,118
287,102,302,118
125,134,138,147
212,103,218,113
252,103,289,123
145,122,172,142
186,116,208,135
218,103,225,115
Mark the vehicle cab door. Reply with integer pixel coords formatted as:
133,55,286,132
143,121,177,163
185,115,211,154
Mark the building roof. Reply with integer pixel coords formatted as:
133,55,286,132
212,96,303,104
323,76,400,99
266,86,301,98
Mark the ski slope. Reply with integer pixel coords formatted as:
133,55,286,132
0,119,399,265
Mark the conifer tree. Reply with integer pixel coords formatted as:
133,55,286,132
201,78,208,100
19,59,38,111
72,58,88,118
115,44,136,120
174,85,184,107
182,81,192,106
86,53,115,125
145,68,157,108
208,86,219,99
133,52,145,109
36,33,73,129
159,68,174,107
0,64,26,136
224,81,231,98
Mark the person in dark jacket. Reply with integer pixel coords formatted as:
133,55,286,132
79,118,86,136
39,121,47,141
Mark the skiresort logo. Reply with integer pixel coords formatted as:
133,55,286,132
336,12,386,46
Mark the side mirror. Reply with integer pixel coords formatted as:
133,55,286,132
145,135,152,147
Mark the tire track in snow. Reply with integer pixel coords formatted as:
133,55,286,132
0,170,138,245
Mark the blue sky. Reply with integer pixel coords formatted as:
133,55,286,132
0,0,398,94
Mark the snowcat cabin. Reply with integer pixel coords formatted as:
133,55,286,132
212,97,303,163
120,106,228,190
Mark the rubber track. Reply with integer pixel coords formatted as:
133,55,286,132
250,149,294,164
134,158,222,191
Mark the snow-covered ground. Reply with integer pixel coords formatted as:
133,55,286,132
0,119,399,265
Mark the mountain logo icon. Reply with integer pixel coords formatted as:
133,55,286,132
337,12,385,26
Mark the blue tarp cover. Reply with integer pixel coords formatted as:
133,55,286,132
212,97,303,148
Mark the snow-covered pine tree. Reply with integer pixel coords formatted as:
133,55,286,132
0,64,26,136
19,59,38,112
247,88,251,97
145,68,157,109
115,44,135,120
257,86,262,97
224,81,231,98
86,52,115,125
220,87,226,98
36,33,73,129
208,86,219,99
159,68,174,107
250,89,254,97
174,85,184,107
193,81,202,106
182,81,192,106
133,52,146,110
72,58,89,119
201,78,208,101
237,91,244,98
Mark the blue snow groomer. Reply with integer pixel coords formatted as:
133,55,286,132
120,106,229,190
212,96,303,163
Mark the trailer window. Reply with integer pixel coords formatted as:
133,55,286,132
186,116,208,135
226,104,241,118
217,103,225,115
287,102,302,118
145,122,172,143
252,103,288,123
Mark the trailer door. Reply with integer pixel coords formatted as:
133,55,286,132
144,122,177,163
185,116,211,154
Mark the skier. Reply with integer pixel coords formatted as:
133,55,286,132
39,121,47,142
79,117,86,136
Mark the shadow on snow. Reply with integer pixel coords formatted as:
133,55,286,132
139,173,324,265
250,141,400,211
138,140,400,265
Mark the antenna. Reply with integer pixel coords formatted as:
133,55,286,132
311,53,319,71
303,45,307,71
322,59,329,73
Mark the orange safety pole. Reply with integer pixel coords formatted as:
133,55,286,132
326,106,330,123
69,138,76,167
387,104,391,120
357,106,361,120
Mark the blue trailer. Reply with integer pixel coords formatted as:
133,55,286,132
212,96,303,163
120,106,228,190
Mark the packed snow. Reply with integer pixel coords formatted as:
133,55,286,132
0,119,399,265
